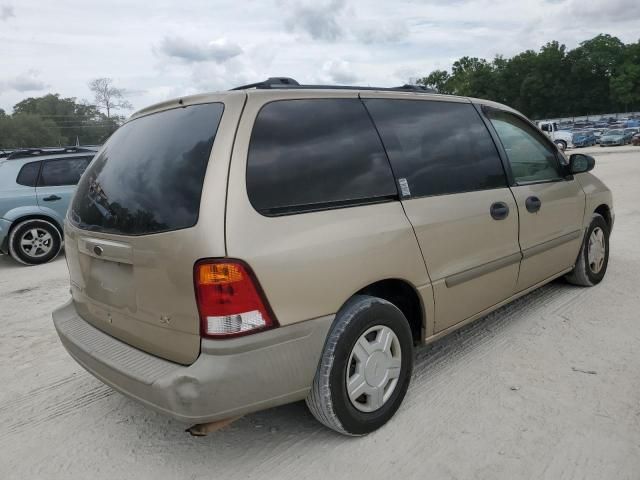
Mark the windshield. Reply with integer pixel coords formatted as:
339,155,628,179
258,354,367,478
70,102,224,235
605,130,623,136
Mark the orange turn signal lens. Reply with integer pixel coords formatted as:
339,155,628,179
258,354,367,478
197,263,244,285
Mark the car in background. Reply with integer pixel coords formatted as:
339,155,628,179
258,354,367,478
624,127,639,137
632,133,640,146
599,129,629,147
0,147,95,265
591,129,605,143
537,121,573,150
572,131,597,147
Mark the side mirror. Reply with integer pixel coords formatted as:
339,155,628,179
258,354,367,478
569,153,595,174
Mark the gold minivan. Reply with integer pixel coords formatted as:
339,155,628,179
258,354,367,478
53,78,613,436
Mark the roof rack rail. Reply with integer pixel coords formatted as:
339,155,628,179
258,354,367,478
6,147,95,160
231,77,300,90
230,77,437,94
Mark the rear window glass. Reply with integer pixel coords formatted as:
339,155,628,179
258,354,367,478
364,99,507,198
70,103,223,235
247,99,397,215
16,161,41,187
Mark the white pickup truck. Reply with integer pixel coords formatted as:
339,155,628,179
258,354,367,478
537,121,573,150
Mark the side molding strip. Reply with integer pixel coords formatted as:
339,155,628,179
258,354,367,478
522,230,582,259
445,252,522,288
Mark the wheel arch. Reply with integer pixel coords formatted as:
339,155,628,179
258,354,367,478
594,204,612,230
351,278,425,344
8,214,63,235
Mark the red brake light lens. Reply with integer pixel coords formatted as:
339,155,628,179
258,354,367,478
194,260,277,338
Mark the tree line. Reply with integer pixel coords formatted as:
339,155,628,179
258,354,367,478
0,78,131,149
418,34,640,120
2,34,639,148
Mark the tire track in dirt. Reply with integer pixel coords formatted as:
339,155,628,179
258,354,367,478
0,373,114,443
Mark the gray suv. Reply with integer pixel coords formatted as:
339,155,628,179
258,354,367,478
0,148,95,265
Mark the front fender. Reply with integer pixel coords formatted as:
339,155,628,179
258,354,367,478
575,173,614,230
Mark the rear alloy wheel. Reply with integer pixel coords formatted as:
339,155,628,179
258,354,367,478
565,213,609,286
306,295,414,436
8,219,62,265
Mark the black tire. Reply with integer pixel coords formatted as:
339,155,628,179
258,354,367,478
565,213,610,286
8,219,62,266
554,140,567,151
306,295,414,436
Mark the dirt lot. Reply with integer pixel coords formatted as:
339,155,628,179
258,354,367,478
1,145,639,480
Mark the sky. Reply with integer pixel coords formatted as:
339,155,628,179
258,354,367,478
1,0,639,114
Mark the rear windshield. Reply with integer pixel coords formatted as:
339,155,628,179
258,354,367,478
70,103,224,235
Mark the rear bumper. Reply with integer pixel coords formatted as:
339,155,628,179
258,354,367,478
53,300,333,423
0,218,11,254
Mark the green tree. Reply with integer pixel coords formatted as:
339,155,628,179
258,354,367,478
0,114,62,148
610,42,640,111
417,33,637,119
418,70,452,94
12,93,118,145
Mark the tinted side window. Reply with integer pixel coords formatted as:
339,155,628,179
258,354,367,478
39,157,90,187
487,110,562,183
247,99,397,215
364,99,506,198
16,161,41,187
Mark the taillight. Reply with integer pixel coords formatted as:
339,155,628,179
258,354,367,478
194,259,277,339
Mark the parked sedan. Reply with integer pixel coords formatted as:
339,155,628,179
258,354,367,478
600,129,628,147
572,131,597,147
624,127,639,139
591,129,604,143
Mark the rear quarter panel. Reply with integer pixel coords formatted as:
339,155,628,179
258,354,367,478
225,90,433,329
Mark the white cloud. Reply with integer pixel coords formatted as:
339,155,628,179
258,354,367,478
354,22,408,44
283,0,347,41
565,0,640,21
1,4,14,21
0,70,48,93
321,60,358,84
157,37,243,63
1,0,639,112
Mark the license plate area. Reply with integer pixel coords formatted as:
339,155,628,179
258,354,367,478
85,256,136,310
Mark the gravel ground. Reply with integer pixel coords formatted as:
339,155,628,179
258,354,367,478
1,145,639,480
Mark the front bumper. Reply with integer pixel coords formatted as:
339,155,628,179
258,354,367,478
0,218,11,254
53,300,333,423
